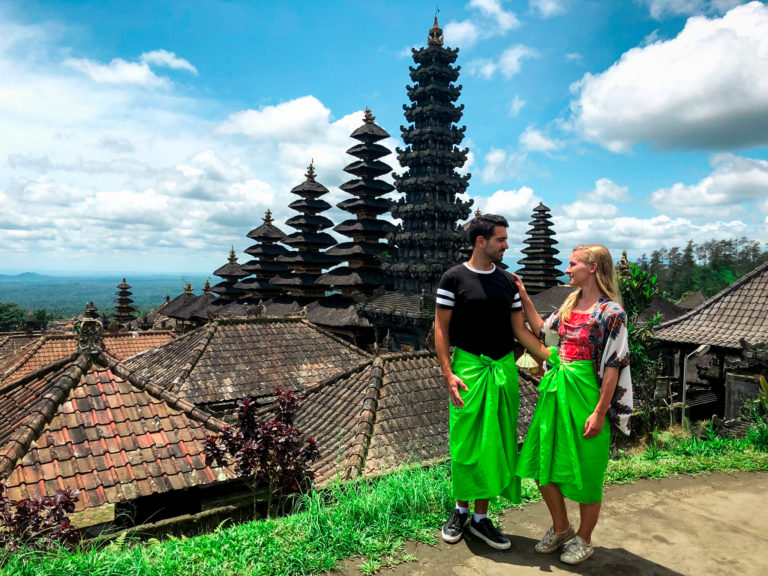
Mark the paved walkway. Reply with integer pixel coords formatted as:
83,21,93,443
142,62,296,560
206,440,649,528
340,471,768,575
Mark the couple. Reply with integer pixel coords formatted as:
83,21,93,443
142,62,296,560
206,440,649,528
434,214,633,565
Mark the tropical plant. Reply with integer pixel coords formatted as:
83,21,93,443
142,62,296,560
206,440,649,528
0,476,81,552
203,389,319,516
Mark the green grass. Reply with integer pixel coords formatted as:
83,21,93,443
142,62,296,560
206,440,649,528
3,424,768,576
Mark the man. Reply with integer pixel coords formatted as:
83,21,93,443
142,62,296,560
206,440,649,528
434,213,550,549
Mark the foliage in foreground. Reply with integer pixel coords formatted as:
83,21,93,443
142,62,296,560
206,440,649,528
2,426,767,576
0,478,81,553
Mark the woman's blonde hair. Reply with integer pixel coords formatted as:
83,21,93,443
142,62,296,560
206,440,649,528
559,244,622,320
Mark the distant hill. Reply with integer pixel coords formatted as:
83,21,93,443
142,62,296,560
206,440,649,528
0,274,211,318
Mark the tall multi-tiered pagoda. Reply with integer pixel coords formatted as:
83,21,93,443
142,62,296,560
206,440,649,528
211,248,248,302
363,17,473,351
317,108,395,295
113,278,136,325
515,203,563,295
238,209,288,301
271,163,339,304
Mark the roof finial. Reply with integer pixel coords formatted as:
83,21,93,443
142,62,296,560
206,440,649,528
184,281,193,294
228,246,238,264
475,208,482,218
363,106,375,124
263,208,274,225
428,10,444,46
305,160,316,182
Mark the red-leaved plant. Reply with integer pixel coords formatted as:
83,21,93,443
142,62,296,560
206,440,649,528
203,388,319,515
1,476,81,552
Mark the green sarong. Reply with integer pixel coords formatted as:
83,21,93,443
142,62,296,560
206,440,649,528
516,359,609,503
449,347,521,503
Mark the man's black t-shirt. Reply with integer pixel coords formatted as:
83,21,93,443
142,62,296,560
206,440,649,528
436,262,522,360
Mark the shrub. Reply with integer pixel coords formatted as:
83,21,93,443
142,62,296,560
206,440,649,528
0,476,81,553
204,388,320,515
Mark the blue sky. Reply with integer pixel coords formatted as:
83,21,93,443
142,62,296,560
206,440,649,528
1,0,767,277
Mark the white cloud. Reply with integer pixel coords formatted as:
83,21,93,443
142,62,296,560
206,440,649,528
440,0,521,49
140,50,198,74
649,153,768,218
508,94,526,116
480,148,527,183
480,186,541,221
639,0,745,20
591,178,631,202
530,0,569,18
570,2,768,151
565,52,581,62
468,45,537,79
519,126,564,153
64,57,168,86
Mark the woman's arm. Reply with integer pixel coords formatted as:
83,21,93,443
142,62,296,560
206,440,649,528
583,366,619,438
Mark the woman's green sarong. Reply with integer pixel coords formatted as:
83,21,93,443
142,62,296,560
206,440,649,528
516,359,609,504
449,347,521,503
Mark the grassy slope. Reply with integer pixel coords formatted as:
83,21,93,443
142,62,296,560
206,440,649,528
2,425,767,576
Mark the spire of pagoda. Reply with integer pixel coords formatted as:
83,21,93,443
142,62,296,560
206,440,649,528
515,203,563,295
383,18,473,296
317,107,396,295
362,19,473,351
271,163,339,300
239,208,289,300
113,278,136,325
211,247,248,301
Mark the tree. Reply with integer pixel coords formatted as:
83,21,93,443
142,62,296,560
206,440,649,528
31,309,55,330
203,389,319,516
0,303,26,332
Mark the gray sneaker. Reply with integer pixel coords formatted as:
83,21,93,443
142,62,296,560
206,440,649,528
560,535,594,565
534,523,576,553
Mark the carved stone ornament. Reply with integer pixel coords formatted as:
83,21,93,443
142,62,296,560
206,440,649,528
76,317,104,356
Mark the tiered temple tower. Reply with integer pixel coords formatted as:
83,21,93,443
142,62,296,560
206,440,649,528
211,248,248,302
515,203,563,295
271,163,339,301
363,17,473,351
318,108,395,295
238,209,288,301
113,278,136,325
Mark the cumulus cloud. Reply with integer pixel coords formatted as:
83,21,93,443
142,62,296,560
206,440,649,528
468,45,537,79
530,0,570,18
480,186,542,221
441,0,521,48
570,2,768,152
649,153,768,218
638,0,745,20
519,126,564,153
64,57,168,86
480,148,527,183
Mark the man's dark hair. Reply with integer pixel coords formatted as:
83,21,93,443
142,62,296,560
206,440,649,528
466,214,509,247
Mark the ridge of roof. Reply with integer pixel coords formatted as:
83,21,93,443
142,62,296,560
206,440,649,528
0,337,45,381
657,259,768,332
0,354,89,476
169,323,218,396
346,356,384,479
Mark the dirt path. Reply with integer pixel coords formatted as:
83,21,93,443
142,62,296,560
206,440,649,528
339,471,768,576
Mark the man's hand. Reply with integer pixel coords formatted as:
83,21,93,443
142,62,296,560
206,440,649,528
583,411,605,438
445,372,468,409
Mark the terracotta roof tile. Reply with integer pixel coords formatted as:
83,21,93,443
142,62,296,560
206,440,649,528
656,260,768,349
0,355,232,512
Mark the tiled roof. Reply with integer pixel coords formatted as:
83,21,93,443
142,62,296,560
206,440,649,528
103,331,176,361
293,351,541,485
123,317,372,408
0,331,176,387
0,355,231,512
0,333,41,359
656,260,768,349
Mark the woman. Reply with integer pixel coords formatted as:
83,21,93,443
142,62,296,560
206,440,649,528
516,244,632,565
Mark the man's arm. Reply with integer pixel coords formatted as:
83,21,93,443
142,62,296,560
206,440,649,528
434,307,467,409
511,310,551,361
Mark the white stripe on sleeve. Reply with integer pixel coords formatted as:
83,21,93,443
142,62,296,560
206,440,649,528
435,297,454,307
